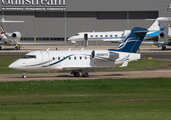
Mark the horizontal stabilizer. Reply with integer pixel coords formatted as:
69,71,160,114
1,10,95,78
0,18,24,23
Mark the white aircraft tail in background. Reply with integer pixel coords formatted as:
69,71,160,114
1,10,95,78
9,27,148,78
144,17,171,50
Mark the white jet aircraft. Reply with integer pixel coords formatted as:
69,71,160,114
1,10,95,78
9,27,148,78
145,18,171,50
0,18,24,50
68,17,169,47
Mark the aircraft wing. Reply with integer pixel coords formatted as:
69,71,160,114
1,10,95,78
17,41,65,45
102,38,123,42
142,41,164,44
62,66,115,71
142,41,170,46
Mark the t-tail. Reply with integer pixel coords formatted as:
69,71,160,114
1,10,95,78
109,27,148,53
147,17,171,31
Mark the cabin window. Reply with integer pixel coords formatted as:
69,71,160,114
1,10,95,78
80,57,82,60
90,35,93,37
58,57,60,60
85,56,87,59
63,57,65,59
22,55,36,59
105,35,108,37
53,57,55,60
69,57,71,60
100,35,103,37
74,57,76,60
75,34,79,36
110,35,113,37
95,35,98,37
115,35,118,37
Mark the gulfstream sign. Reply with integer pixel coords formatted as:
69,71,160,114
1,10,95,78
1,0,66,11
2,0,65,6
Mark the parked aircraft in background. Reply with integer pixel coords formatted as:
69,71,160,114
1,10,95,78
0,18,65,50
0,18,24,50
9,27,148,78
68,17,170,47
149,21,171,50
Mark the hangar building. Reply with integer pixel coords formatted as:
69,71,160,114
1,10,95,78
0,0,171,45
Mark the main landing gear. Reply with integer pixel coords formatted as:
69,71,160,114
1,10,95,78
162,46,166,50
15,45,20,50
75,43,78,48
71,71,89,77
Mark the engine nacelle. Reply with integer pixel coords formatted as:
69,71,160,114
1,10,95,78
91,50,119,60
159,31,167,39
12,31,21,39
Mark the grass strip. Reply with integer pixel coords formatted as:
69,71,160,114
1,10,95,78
0,78,171,120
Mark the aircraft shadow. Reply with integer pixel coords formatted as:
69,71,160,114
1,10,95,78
2,48,15,50
103,74,123,76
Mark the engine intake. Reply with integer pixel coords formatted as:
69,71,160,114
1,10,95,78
11,32,21,39
12,33,17,38
159,31,166,39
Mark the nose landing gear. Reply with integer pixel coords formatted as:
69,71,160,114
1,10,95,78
22,71,26,78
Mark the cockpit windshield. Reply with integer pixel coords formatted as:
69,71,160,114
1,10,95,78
22,55,36,59
75,33,79,36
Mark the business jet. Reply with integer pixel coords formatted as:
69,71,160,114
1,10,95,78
147,21,171,50
0,18,24,50
9,27,148,78
68,17,170,47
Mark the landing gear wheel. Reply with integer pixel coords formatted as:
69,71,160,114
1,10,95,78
15,46,18,50
82,72,89,77
22,75,27,78
162,46,166,50
22,71,26,78
74,72,80,77
75,44,78,48
0,46,1,50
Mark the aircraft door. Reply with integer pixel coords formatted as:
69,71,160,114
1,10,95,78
84,34,88,47
41,51,50,67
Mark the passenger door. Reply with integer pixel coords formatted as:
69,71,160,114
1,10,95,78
41,51,50,67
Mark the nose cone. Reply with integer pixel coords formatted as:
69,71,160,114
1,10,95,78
67,37,77,43
9,63,16,69
9,60,21,70
67,37,73,41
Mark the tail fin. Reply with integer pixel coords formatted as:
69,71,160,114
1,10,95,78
109,27,148,53
157,17,171,31
148,19,160,31
147,17,171,31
